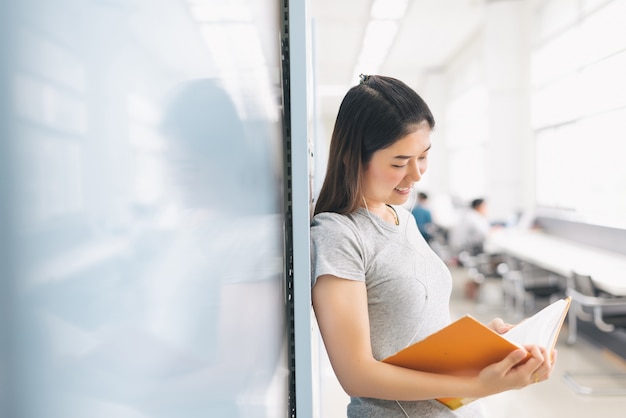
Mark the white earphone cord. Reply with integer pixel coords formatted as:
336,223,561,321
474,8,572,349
363,192,427,417
396,400,410,417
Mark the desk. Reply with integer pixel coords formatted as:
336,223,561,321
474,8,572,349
485,228,626,296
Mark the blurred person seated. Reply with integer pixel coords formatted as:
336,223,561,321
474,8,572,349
449,198,505,299
449,198,492,257
410,191,434,243
415,193,457,264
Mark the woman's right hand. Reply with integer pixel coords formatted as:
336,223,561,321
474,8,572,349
475,344,554,396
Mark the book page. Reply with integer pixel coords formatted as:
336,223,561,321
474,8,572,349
501,297,570,351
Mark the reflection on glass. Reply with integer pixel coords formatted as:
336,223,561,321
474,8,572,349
3,1,287,417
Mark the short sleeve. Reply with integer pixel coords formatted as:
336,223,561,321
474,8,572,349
310,213,366,287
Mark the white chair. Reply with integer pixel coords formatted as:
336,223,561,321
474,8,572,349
566,271,626,345
563,271,626,396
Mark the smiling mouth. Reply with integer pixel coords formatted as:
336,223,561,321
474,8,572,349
395,186,412,192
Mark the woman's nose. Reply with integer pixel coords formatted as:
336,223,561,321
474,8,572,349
408,159,423,181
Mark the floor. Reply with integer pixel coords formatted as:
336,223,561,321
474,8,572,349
317,266,626,417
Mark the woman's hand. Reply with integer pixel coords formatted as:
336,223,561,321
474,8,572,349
474,344,557,397
487,317,515,334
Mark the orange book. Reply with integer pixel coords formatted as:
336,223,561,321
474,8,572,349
382,297,571,410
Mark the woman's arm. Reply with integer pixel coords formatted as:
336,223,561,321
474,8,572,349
312,274,555,401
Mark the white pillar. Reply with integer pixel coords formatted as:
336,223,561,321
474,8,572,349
420,71,448,195
483,0,532,222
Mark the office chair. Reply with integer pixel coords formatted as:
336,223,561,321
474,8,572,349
458,250,503,306
563,271,626,395
566,271,626,345
498,258,564,321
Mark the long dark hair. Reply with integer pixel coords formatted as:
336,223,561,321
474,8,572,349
313,75,435,216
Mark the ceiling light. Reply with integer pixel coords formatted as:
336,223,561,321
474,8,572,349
352,20,399,81
371,0,409,20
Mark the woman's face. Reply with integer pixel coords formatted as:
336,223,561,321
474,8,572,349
362,122,431,210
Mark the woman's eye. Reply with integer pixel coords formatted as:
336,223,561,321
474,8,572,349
392,164,407,168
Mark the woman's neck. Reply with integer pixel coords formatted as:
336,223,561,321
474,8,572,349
362,200,398,225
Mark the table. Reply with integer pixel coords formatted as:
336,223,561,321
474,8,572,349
484,228,626,296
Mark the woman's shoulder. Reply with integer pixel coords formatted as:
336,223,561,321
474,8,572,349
311,211,367,240
311,211,355,229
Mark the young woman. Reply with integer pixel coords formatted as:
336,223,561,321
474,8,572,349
310,75,555,417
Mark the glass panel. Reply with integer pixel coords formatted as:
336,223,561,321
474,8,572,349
2,1,288,417
575,109,626,228
582,0,612,13
533,0,579,43
531,27,580,86
535,124,580,211
535,109,626,229
580,50,626,115
580,0,626,64
531,73,580,128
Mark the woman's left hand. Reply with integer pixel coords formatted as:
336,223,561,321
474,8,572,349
487,317,515,334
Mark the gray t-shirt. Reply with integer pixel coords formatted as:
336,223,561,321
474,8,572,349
311,206,484,417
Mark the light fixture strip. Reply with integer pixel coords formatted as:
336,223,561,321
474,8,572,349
352,0,409,82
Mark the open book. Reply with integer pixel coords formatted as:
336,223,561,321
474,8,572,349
382,297,571,410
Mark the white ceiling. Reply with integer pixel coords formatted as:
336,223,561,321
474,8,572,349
310,0,486,126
